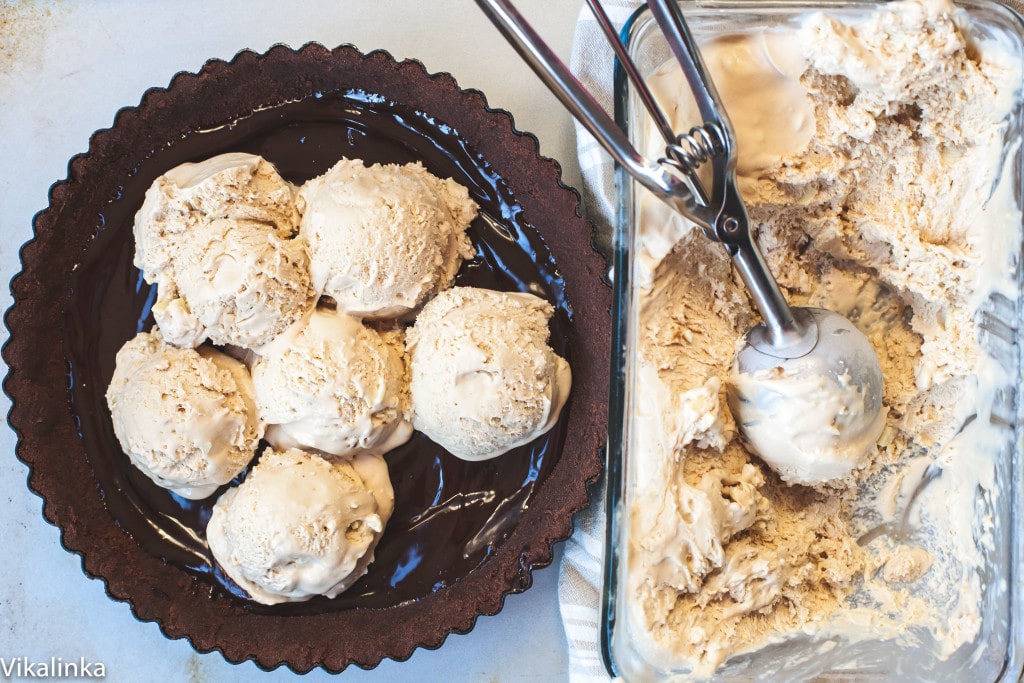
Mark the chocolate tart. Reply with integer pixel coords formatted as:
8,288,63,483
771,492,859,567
3,43,610,672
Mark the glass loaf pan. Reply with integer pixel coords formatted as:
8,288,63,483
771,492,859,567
603,0,1024,680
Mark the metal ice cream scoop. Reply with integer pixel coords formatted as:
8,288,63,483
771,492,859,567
476,0,885,479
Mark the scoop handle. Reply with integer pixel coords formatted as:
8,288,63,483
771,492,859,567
474,0,703,218
646,0,735,143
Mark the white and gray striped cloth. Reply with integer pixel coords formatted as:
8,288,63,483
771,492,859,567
558,3,640,682
555,1,1024,681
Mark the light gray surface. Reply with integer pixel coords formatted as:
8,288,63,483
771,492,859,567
0,1,586,681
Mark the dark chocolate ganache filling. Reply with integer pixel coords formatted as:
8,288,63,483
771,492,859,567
64,89,571,614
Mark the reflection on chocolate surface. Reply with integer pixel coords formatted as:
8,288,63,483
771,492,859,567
65,91,571,612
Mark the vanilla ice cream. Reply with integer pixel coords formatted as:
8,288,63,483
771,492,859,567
251,306,412,458
619,0,1023,676
206,447,394,605
407,286,571,461
297,158,477,320
133,152,313,349
105,329,263,500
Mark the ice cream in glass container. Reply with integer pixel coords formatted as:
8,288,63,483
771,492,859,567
603,0,1024,679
